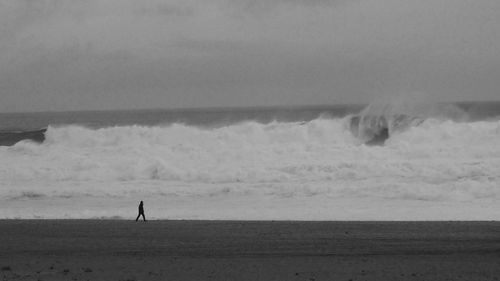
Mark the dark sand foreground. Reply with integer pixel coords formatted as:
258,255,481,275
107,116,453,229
1,220,500,281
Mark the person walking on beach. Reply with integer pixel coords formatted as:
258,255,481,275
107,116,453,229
135,201,146,222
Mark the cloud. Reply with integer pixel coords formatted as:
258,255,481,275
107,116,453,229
1,0,500,112
137,2,196,17
223,0,354,18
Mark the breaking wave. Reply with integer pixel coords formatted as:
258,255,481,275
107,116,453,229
0,128,46,146
1,116,499,185
348,99,470,145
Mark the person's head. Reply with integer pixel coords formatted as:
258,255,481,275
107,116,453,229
140,201,143,204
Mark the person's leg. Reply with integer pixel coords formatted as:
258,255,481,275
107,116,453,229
142,213,146,221
136,214,140,221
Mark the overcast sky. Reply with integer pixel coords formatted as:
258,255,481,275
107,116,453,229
1,0,499,112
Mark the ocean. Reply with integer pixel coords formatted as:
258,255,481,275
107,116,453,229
1,101,500,220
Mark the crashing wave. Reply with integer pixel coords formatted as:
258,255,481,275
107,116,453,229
0,128,47,146
348,114,423,145
348,97,469,145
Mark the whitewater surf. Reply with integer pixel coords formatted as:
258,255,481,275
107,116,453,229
1,102,499,220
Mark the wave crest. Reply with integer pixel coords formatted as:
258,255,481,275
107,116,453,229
348,98,470,144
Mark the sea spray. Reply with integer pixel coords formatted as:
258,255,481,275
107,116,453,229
348,95,470,144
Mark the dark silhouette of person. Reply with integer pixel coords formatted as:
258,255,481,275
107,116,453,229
135,201,146,222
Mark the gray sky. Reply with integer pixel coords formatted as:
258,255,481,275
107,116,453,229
1,0,500,112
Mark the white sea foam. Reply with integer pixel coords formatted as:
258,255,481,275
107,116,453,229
1,117,500,219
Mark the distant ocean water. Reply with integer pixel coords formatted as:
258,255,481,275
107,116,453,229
1,101,500,220
0,104,363,131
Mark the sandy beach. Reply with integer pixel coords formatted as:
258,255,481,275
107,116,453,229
1,220,500,280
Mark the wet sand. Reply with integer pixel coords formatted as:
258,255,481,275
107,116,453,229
1,220,500,281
